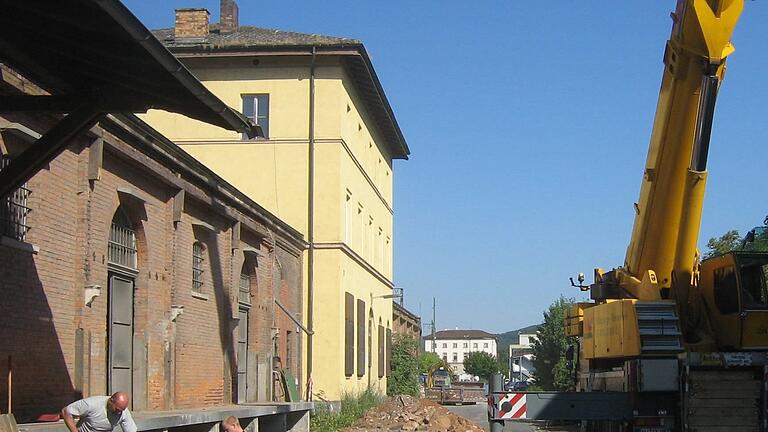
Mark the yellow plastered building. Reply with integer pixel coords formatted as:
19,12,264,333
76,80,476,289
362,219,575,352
142,4,410,401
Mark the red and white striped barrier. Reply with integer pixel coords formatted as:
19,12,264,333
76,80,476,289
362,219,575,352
497,393,526,419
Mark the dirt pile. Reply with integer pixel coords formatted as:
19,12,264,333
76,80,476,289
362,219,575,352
341,395,485,432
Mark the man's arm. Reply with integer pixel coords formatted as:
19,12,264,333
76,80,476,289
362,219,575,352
60,404,81,432
120,409,138,432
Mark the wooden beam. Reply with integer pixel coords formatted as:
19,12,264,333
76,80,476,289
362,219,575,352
0,104,103,198
87,132,103,181
172,189,185,224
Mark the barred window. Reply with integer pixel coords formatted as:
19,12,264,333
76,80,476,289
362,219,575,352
108,207,136,268
239,273,251,304
0,155,31,242
192,241,205,292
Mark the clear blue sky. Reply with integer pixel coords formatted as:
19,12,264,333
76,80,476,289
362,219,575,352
124,1,768,334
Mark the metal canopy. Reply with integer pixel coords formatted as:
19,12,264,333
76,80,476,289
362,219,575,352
0,0,260,198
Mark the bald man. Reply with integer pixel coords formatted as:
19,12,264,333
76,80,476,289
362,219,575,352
221,416,243,432
61,392,137,432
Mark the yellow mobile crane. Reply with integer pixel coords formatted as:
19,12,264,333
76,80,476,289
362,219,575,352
489,1,767,431
565,0,768,430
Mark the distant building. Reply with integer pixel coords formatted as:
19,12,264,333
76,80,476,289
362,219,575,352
507,325,540,382
392,302,422,342
423,330,497,375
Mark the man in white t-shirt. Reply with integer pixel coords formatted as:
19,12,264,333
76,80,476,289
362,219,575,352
61,392,137,432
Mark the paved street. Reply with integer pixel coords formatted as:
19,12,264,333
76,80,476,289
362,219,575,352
445,404,578,432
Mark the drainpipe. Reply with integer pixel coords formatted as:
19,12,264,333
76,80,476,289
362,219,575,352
306,46,316,400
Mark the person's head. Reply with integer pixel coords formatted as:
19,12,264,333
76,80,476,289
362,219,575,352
107,392,129,414
222,416,242,432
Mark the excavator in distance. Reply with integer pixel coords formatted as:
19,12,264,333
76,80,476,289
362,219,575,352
487,1,767,431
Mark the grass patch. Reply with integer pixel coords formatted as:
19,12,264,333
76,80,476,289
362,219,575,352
310,387,385,432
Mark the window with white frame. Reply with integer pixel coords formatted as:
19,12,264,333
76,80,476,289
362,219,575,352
0,155,31,242
192,241,205,293
242,94,269,139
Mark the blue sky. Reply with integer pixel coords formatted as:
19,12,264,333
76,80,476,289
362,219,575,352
124,1,768,334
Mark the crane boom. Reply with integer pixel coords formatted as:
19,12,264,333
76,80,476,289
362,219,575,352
592,0,743,304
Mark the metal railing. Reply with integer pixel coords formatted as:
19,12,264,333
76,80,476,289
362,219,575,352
0,156,31,242
108,220,137,269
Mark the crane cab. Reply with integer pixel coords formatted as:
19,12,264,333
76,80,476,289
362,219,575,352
699,251,768,350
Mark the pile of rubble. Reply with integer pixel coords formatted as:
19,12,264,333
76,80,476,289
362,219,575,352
341,395,485,432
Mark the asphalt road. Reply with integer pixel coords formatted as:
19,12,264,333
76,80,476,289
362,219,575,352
445,404,578,432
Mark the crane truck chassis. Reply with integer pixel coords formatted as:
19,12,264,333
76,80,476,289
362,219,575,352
489,1,768,431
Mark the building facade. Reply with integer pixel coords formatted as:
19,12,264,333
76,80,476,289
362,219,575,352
0,63,306,421
507,325,539,382
392,302,422,342
423,330,497,375
142,1,409,400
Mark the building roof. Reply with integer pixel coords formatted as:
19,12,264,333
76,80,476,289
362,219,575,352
393,302,421,323
153,24,360,48
424,330,497,341
152,24,410,160
0,0,259,199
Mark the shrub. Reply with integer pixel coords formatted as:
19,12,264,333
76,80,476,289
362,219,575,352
310,387,384,432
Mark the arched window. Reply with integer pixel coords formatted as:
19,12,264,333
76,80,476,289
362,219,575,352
192,241,205,293
108,207,136,269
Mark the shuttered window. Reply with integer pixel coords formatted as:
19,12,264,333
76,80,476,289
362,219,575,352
356,299,366,377
385,328,392,377
344,292,354,377
378,324,385,378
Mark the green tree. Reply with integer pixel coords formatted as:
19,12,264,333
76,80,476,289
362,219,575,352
387,334,420,396
463,351,499,381
703,230,741,259
531,296,574,391
418,351,442,374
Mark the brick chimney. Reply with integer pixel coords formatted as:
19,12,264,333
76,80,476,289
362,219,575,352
174,8,210,40
220,0,239,33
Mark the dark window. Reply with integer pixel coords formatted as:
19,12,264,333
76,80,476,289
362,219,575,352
108,207,136,269
239,273,251,304
737,257,768,309
192,241,205,292
345,293,355,376
1,155,31,241
714,266,738,314
357,299,366,377
242,94,269,139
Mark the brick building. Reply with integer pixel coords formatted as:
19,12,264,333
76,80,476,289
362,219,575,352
392,302,422,343
0,62,306,421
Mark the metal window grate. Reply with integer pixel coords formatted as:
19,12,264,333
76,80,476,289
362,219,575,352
0,155,31,241
192,241,204,292
108,208,136,268
239,273,251,304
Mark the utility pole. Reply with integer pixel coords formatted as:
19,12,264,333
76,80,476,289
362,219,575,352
431,297,436,354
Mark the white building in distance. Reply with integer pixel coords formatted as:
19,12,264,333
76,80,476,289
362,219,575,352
508,325,540,382
424,329,497,376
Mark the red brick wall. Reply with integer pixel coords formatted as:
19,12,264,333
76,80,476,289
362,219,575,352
0,111,303,419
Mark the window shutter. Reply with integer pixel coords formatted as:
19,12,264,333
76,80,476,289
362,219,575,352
378,324,385,378
385,328,392,377
356,299,365,377
344,293,354,376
